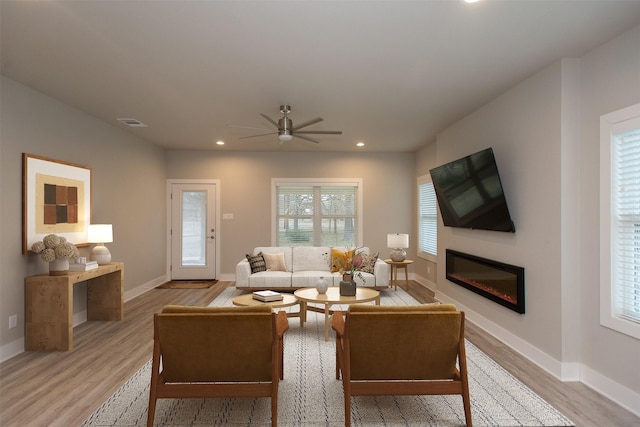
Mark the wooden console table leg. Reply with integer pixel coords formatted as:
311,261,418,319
87,270,124,320
25,277,73,351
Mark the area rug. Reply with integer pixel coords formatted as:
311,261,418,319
155,280,218,289
82,287,574,426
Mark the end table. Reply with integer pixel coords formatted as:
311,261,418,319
384,259,414,291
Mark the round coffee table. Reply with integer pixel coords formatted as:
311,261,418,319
232,293,302,326
294,287,380,341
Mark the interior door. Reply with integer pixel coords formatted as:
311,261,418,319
170,183,216,280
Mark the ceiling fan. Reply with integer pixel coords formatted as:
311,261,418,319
232,105,342,144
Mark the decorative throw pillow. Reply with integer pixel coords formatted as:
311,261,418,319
246,252,267,273
330,248,355,273
357,252,379,274
262,252,288,272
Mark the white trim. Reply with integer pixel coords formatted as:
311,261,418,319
581,364,640,417
416,174,437,262
599,103,640,340
271,178,364,246
417,277,640,418
0,274,166,363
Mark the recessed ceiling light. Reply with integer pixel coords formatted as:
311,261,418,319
216,140,225,145
356,142,365,147
463,0,481,3
116,118,147,127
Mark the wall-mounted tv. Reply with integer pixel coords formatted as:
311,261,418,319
429,148,515,232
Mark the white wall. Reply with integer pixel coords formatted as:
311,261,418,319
0,76,168,361
434,60,566,360
578,25,640,411
417,24,640,413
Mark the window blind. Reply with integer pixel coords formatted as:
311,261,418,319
418,178,437,257
275,183,358,247
613,127,640,322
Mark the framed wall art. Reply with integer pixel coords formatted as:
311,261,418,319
22,153,92,254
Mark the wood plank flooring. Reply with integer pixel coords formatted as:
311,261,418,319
0,281,637,427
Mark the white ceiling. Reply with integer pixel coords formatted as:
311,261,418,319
2,1,639,152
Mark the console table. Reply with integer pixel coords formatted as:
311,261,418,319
25,262,124,351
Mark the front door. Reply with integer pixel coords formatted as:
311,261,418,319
170,182,217,280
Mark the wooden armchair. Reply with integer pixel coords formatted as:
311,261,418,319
331,304,472,427
147,304,289,427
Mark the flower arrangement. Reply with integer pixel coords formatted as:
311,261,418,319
327,247,366,283
31,234,79,262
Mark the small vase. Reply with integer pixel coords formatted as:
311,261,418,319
339,273,356,296
49,259,69,276
315,276,329,294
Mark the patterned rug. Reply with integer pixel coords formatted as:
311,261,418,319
82,287,574,426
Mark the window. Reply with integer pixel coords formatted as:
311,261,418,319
418,175,437,261
273,179,362,247
600,103,640,340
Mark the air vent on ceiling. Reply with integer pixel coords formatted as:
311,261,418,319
117,118,148,128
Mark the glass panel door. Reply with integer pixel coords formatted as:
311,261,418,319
170,183,216,280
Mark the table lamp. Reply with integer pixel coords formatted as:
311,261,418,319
387,233,409,262
88,224,113,264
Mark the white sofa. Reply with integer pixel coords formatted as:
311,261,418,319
235,246,390,290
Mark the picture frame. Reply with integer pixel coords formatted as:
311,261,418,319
22,153,92,254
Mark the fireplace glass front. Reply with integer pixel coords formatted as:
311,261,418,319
446,249,525,314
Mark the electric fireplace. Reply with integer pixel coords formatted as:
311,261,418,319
446,249,525,314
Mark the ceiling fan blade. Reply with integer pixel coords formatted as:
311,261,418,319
260,113,280,128
227,124,274,131
294,130,343,135
240,132,278,139
292,134,320,144
291,117,323,131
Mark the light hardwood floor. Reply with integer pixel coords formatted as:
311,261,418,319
0,281,637,427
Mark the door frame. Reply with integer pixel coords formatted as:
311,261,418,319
166,179,221,280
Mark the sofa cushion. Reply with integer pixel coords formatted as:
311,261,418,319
246,252,267,273
247,271,292,288
263,252,288,271
357,252,379,274
293,246,330,272
255,247,292,271
330,248,355,273
291,271,333,288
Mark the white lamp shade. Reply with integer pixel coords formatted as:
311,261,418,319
387,233,409,249
88,224,113,243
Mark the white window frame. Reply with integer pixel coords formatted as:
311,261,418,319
417,174,437,262
271,178,363,247
600,102,640,340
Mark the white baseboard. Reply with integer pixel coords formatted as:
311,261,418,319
411,276,639,418
580,364,640,417
0,338,24,363
125,274,167,301
0,274,167,363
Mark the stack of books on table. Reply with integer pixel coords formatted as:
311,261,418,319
69,260,99,272
252,290,283,302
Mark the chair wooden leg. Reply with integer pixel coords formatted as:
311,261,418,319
146,395,157,427
344,383,351,427
271,386,278,427
335,339,341,379
279,336,285,380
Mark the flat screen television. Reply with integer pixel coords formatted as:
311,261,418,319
429,148,515,232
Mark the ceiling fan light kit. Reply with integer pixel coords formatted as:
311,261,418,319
236,104,342,145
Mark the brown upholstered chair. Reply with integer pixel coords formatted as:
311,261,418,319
147,304,289,427
331,304,472,427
